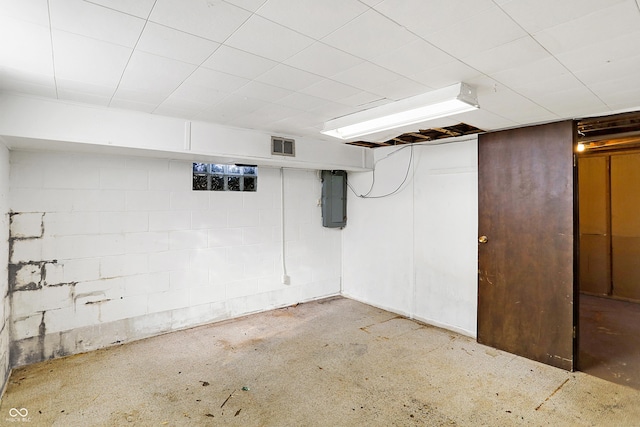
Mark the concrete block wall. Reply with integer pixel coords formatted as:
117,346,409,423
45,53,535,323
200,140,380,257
8,150,341,367
0,141,10,393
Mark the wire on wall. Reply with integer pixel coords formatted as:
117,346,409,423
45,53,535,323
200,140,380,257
347,144,414,199
346,138,470,199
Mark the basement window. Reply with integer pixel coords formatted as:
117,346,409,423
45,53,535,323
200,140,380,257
192,163,257,192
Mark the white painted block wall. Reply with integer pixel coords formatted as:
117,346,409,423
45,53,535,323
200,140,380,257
8,150,341,366
0,141,10,392
343,138,478,337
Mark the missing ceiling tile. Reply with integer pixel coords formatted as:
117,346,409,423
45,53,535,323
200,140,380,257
346,122,485,148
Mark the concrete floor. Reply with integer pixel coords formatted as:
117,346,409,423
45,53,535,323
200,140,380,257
579,294,640,389
1,297,639,426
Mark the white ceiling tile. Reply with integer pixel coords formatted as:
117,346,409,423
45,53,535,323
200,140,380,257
229,104,304,128
50,0,145,48
300,79,362,102
57,87,111,106
111,87,165,105
374,0,495,38
499,0,628,33
574,54,640,86
369,78,430,101
526,86,607,117
0,0,50,25
109,97,157,113
184,67,249,92
150,0,251,42
555,31,640,74
0,16,53,75
224,15,315,62
409,60,483,89
0,66,54,89
322,9,415,61
167,82,230,106
255,64,324,91
462,36,551,75
454,108,519,131
488,57,568,90
223,0,268,12
331,62,403,92
513,72,590,100
284,42,364,78
233,81,292,103
269,113,322,136
0,66,57,98
52,30,131,87
590,75,640,100
426,7,527,58
57,78,114,97
117,51,197,98
307,101,355,121
201,45,277,79
195,95,269,123
3,0,640,140
466,76,558,124
136,22,220,65
606,97,640,112
154,97,210,118
592,79,640,110
533,1,640,55
257,0,367,39
338,91,389,108
273,92,328,112
84,0,156,18
370,39,454,78
226,112,273,130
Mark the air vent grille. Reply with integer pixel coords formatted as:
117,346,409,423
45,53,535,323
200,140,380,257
271,136,295,157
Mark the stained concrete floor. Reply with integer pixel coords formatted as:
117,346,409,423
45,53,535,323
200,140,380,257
1,297,639,426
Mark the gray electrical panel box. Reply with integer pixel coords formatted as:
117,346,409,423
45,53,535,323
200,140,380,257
321,170,347,228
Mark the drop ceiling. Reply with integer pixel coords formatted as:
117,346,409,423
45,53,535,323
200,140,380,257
1,0,640,145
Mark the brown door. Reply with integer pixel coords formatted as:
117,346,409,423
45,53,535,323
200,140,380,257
478,120,576,371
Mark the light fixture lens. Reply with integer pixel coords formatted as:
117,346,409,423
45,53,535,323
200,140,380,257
577,143,586,152
324,99,476,140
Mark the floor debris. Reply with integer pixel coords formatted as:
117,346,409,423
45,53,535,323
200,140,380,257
220,392,234,408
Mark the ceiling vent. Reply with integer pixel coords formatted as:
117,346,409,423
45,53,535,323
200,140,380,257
271,136,295,157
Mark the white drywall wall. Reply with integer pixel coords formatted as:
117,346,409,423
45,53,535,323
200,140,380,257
343,138,478,337
8,150,341,366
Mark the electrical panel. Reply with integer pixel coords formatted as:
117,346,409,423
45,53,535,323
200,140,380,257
321,170,347,228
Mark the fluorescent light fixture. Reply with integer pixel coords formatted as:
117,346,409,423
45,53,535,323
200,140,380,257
321,83,479,140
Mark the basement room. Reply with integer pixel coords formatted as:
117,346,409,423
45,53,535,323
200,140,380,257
1,0,640,425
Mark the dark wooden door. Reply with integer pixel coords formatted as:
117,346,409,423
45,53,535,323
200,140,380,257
477,120,576,371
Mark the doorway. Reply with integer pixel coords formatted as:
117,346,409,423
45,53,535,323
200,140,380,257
577,128,640,388
476,112,640,378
